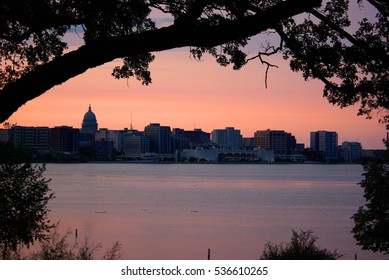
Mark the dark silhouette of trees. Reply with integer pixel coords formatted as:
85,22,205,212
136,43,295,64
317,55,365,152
351,148,389,255
0,0,388,125
30,227,122,260
0,140,54,259
259,230,342,260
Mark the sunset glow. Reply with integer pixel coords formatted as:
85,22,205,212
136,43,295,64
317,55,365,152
5,47,385,149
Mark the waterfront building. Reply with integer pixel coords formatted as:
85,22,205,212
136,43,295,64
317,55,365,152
91,139,114,160
361,149,385,161
254,129,296,155
310,130,339,160
242,137,255,149
211,127,242,149
341,141,362,162
172,134,190,151
181,148,274,163
295,143,305,154
10,126,50,151
95,128,130,153
50,126,80,153
172,128,210,149
144,123,172,154
123,131,150,155
0,128,9,142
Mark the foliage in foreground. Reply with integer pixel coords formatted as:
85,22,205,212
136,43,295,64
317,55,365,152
1,226,122,260
30,227,122,260
259,230,342,260
0,140,121,260
0,162,54,259
351,157,389,255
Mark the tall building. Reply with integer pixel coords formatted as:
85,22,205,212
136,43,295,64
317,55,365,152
341,141,362,162
95,129,129,153
254,129,296,155
310,130,338,160
211,127,242,149
242,137,255,149
10,126,50,151
0,128,9,142
172,128,210,149
92,140,114,160
144,123,172,154
123,130,150,155
50,126,80,153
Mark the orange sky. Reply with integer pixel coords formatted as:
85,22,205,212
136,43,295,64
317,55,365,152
4,46,386,149
3,3,387,149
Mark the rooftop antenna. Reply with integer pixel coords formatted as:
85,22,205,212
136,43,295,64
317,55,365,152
130,112,133,130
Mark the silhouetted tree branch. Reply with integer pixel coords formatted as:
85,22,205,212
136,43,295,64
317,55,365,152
0,0,321,122
1,0,388,126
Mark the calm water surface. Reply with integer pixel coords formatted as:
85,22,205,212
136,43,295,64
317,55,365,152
45,163,385,260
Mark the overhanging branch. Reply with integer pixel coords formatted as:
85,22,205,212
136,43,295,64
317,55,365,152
0,0,322,122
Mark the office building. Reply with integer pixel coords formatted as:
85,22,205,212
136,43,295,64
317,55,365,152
0,129,9,142
50,126,80,153
144,123,172,154
211,127,242,149
10,126,50,151
341,141,362,162
123,131,150,155
254,129,296,155
310,130,338,160
172,128,210,148
242,137,255,149
92,140,114,160
95,129,130,153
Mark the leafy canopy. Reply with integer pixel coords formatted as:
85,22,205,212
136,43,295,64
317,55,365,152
352,157,389,255
0,162,54,259
0,0,388,125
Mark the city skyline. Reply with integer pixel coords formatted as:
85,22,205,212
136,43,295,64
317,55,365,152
4,97,386,150
3,36,387,149
3,111,382,152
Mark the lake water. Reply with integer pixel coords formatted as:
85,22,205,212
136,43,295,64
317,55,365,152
44,163,386,260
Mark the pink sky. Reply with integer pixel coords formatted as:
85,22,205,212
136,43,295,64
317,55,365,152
3,2,387,149
4,47,386,149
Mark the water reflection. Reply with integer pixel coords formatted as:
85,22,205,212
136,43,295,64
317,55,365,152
45,163,384,260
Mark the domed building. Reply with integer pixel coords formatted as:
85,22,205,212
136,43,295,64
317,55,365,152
80,105,98,147
81,104,98,133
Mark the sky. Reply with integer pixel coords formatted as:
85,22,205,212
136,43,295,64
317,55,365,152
2,3,387,149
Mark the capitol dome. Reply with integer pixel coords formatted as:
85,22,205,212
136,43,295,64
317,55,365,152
81,104,98,133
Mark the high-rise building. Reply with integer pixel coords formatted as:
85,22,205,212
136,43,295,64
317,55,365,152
254,129,296,155
50,126,80,153
123,131,150,155
242,137,255,149
92,140,114,160
341,141,362,162
0,128,9,143
310,130,338,160
10,126,50,151
95,129,130,153
211,127,242,149
172,128,210,149
144,123,172,154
